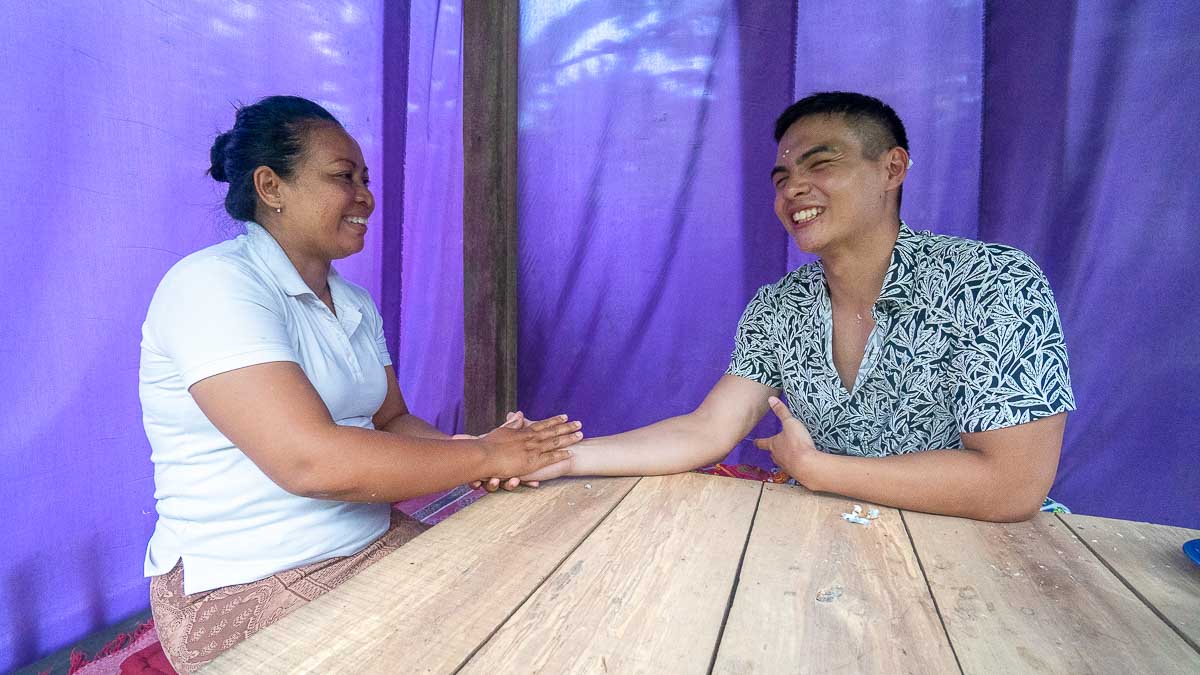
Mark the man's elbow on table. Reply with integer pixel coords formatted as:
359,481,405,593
960,414,1065,523
967,458,1056,523
972,491,1045,523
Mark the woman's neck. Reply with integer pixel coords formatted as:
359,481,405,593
261,223,332,301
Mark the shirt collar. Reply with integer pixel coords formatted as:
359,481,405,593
876,221,919,309
244,223,364,333
808,221,919,310
245,222,313,298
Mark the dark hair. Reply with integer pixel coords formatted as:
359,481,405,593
208,95,341,222
774,92,909,208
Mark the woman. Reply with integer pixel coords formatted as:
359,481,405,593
139,95,580,672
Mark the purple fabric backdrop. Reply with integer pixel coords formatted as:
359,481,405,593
396,0,466,434
517,0,795,468
0,2,395,670
789,1,983,270
4,0,1199,671
981,1,1200,527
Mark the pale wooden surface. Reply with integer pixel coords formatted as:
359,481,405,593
1061,513,1200,650
205,477,639,674
905,511,1200,674
713,484,958,675
458,472,762,674
207,473,1199,673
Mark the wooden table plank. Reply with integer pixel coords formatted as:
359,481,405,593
1060,514,1200,650
905,511,1200,674
458,473,763,674
206,477,640,674
713,484,958,675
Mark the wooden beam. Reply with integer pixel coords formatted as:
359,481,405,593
462,0,519,434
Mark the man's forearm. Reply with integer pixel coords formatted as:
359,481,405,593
806,448,1044,522
568,412,740,476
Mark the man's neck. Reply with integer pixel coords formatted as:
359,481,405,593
821,220,901,311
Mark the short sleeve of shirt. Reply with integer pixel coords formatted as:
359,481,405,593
145,256,299,388
364,294,393,367
951,249,1077,433
726,285,783,388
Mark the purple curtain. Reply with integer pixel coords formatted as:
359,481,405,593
517,0,794,470
0,2,402,669
396,1,466,434
789,0,983,271
981,1,1200,526
4,0,1199,671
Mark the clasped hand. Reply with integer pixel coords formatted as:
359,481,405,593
455,411,582,492
753,396,820,487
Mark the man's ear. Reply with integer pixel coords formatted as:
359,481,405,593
253,166,285,212
884,146,909,191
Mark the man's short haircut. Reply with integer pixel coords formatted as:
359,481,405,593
774,91,909,207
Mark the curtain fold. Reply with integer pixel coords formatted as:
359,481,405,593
516,1,794,464
397,0,466,433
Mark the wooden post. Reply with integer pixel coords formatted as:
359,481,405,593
462,0,519,435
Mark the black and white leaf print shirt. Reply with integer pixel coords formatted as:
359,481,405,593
727,223,1076,457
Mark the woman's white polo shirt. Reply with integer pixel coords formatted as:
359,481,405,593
139,222,391,595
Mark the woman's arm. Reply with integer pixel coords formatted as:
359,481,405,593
189,361,580,502
372,366,450,440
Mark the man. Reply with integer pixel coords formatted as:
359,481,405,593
528,91,1075,522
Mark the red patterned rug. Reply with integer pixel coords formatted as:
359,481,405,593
47,620,168,675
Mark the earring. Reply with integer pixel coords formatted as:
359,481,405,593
275,207,282,213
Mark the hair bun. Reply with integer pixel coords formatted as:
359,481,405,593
208,132,232,182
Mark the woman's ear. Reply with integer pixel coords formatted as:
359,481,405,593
253,166,284,212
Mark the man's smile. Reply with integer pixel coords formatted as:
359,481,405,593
791,206,824,225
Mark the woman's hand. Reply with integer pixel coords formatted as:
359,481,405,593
461,412,526,491
472,413,582,490
462,412,584,491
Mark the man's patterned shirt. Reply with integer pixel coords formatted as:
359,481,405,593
727,224,1076,456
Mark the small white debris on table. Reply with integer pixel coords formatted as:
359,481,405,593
841,504,880,526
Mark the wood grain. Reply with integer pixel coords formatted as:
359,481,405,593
462,0,519,434
459,473,763,674
205,477,639,673
1060,514,1200,650
906,511,1200,674
713,485,958,675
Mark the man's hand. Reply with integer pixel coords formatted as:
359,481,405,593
515,452,575,482
753,396,820,486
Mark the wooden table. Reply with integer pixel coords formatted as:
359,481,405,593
207,473,1200,674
